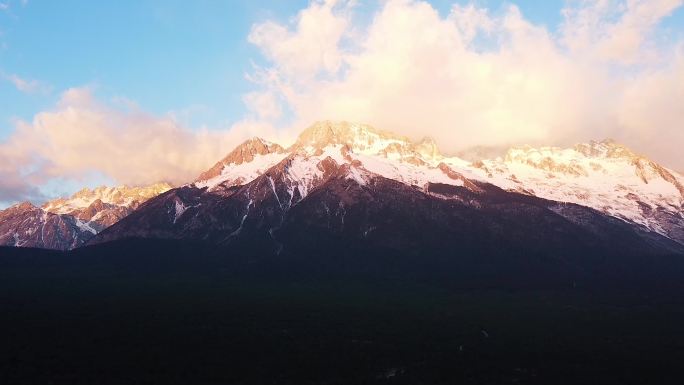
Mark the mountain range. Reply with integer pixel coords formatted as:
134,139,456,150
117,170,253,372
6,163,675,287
2,121,683,271
0,183,170,249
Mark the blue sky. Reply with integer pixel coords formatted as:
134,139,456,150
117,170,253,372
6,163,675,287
1,0,683,206
0,0,302,131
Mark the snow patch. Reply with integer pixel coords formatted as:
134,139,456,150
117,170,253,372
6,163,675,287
229,199,253,237
196,152,286,190
267,176,283,208
75,218,97,234
346,166,367,186
354,153,463,188
173,200,187,223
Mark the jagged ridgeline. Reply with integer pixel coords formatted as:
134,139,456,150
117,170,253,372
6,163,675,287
0,184,171,249
2,121,683,259
77,121,681,272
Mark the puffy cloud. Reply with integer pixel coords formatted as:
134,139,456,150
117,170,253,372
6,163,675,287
3,0,684,205
248,0,684,169
248,0,353,80
243,91,283,121
0,87,281,203
561,0,683,64
616,48,684,168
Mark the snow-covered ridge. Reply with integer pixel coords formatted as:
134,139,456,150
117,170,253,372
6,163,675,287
42,182,172,215
196,121,469,195
292,120,443,164
195,137,287,190
285,122,470,191
465,139,684,203
195,152,287,191
5,121,682,249
454,139,684,243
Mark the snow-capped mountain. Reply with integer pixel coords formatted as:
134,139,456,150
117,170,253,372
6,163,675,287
4,121,683,254
0,202,93,250
458,140,684,244
0,183,171,250
90,121,682,264
197,121,478,198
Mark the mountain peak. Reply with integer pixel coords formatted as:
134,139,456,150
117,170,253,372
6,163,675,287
8,201,37,212
244,136,277,147
42,183,172,215
289,120,449,163
416,136,440,159
574,139,638,160
292,121,407,151
503,139,642,165
223,137,284,163
196,137,286,184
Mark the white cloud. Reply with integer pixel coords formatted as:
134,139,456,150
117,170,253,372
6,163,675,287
243,91,282,121
0,0,30,11
449,3,494,44
561,0,683,64
616,46,684,168
0,87,282,203
246,0,684,169
248,0,353,80
3,0,684,205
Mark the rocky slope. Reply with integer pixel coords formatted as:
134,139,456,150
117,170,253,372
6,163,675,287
0,183,171,250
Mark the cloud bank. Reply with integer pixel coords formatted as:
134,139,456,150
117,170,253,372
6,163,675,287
0,87,283,203
1,0,683,205
248,0,684,167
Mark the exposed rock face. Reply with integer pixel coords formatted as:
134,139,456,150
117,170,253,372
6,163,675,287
0,183,172,250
